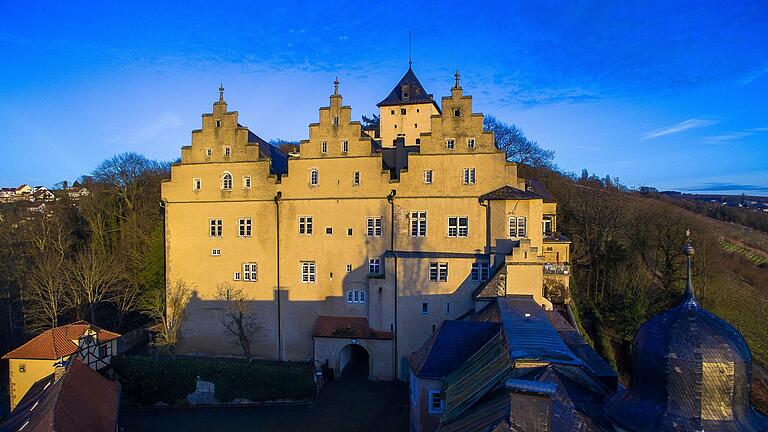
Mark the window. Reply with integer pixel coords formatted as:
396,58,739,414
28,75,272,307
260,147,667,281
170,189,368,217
18,364,26,373
462,168,476,185
347,289,366,304
321,141,327,154
332,116,339,126
367,217,382,237
416,138,421,144
391,109,395,115
347,228,353,236
243,176,251,189
243,263,257,281
221,172,233,190
447,217,469,237
209,219,223,237
369,258,381,274
421,303,429,314
410,211,427,237
401,108,407,115
346,264,352,272
99,344,109,358
309,169,319,187
543,215,554,235
325,227,333,235
429,262,448,282
205,148,213,158
429,391,445,414
446,138,455,150
211,248,221,256
453,108,461,117
471,262,490,281
301,261,316,283
238,218,252,237
352,171,360,186
193,178,202,191
446,303,451,313
509,216,527,238
224,146,231,157
342,140,349,153
423,170,433,184
414,123,418,128
215,119,221,127
467,138,476,149
233,272,241,281
299,216,313,235
416,108,420,113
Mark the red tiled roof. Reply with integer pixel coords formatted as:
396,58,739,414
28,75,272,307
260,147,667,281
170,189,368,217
0,359,120,432
313,316,393,340
2,321,120,360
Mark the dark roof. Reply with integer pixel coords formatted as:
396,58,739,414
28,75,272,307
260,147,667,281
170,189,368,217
480,185,544,201
377,67,438,109
410,320,501,379
313,316,392,340
526,178,557,203
2,321,120,360
0,359,120,432
247,130,288,175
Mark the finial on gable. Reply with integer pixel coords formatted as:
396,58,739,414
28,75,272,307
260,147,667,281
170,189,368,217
454,70,461,89
682,229,696,303
218,83,224,102
334,77,339,96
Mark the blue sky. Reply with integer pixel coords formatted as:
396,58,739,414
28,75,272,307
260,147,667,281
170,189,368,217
1,1,767,195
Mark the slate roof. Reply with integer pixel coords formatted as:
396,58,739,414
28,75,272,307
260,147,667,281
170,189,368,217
246,130,288,174
0,359,120,432
313,316,393,340
410,320,501,379
480,185,544,201
377,67,439,109
2,321,120,360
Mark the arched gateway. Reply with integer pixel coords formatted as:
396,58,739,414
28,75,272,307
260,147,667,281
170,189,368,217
338,344,370,379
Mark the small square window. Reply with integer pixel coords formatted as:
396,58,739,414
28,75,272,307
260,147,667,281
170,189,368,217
346,264,352,272
453,109,461,117
421,303,428,314
352,171,361,186
416,108,420,113
205,148,213,158
369,258,381,274
224,146,231,157
401,108,406,115
325,227,333,235
446,139,455,150
332,116,339,126
193,178,202,191
233,272,241,281
467,138,476,149
18,364,26,373
347,228,353,236
423,170,433,184
391,109,395,115
215,119,221,127
211,249,221,256
243,176,251,189
414,123,418,128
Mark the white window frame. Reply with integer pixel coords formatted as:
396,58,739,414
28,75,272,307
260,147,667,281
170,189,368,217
410,211,427,237
342,140,349,153
243,176,251,189
309,169,319,187
462,168,476,185
446,138,455,150
301,261,316,284
209,219,223,237
205,148,212,158
321,141,327,154
221,172,233,190
346,264,352,272
428,390,445,414
447,216,469,238
233,272,241,281
471,262,490,281
352,171,360,186
242,263,257,282
429,262,448,282
423,170,433,184
509,216,527,238
238,218,252,238
542,215,554,235
467,138,476,148
211,248,221,256
298,216,313,235
346,289,366,304
369,258,381,275
325,226,333,235
332,116,339,126
193,178,202,191
367,217,383,237
224,146,231,157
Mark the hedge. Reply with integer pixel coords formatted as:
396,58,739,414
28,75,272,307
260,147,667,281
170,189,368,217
112,355,315,405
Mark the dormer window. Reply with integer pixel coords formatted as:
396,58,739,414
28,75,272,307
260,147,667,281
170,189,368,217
224,146,231,157
215,119,221,128
454,109,462,117
401,84,410,101
332,116,339,126
342,140,349,153
221,172,233,190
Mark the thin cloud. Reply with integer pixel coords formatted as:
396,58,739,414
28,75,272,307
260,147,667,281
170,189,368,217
642,118,717,140
681,182,768,192
704,127,768,144
737,63,768,85
110,113,183,145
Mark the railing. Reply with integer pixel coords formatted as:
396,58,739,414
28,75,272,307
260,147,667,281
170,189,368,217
543,263,570,275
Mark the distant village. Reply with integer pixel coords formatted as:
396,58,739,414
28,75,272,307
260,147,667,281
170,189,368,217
0,181,89,213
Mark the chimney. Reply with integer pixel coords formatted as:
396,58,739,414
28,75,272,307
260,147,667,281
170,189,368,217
54,361,68,382
506,378,555,432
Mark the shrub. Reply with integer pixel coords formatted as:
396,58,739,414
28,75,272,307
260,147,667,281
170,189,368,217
113,355,315,405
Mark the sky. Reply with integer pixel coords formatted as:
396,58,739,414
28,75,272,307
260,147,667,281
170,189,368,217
1,1,767,195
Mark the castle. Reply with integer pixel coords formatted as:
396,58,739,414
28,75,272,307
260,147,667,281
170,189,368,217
161,66,571,380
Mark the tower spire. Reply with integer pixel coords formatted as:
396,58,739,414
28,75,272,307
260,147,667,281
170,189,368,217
218,83,224,103
408,31,412,69
681,229,696,303
333,77,339,96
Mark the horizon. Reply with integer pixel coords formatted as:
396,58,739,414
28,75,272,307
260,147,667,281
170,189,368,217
1,1,767,196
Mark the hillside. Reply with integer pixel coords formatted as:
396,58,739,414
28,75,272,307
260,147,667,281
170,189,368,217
521,166,768,412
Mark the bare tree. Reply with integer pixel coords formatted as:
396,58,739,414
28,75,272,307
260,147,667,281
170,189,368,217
65,245,122,324
140,279,191,348
91,152,167,213
216,283,263,359
484,115,555,168
25,253,68,331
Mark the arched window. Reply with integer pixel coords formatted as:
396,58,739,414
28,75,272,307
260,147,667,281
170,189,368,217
346,289,366,304
309,169,319,187
221,172,233,190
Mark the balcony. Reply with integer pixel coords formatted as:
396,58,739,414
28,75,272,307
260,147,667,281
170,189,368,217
543,263,570,275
